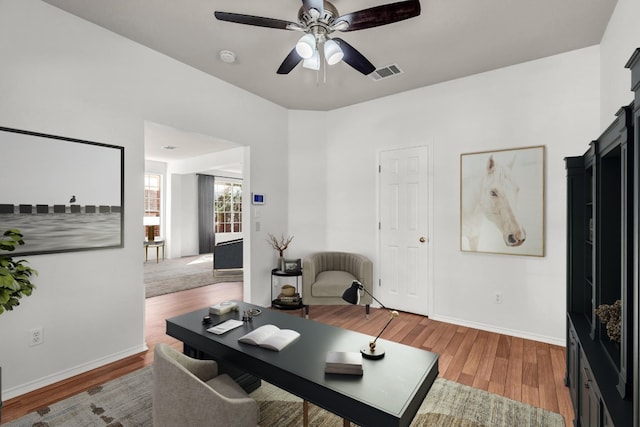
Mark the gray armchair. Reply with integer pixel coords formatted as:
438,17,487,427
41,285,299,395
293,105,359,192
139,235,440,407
302,252,373,318
152,343,259,427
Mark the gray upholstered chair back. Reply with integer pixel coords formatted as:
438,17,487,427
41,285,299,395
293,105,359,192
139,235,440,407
152,343,259,427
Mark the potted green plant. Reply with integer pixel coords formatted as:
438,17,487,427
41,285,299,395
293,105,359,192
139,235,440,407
0,228,37,314
0,228,37,421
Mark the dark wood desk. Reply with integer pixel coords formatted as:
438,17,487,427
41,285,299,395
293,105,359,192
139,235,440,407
166,301,439,427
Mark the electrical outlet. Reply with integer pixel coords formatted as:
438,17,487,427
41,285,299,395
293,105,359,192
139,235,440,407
29,327,44,346
494,292,503,304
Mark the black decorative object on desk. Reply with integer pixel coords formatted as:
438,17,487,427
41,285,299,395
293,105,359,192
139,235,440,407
342,280,399,360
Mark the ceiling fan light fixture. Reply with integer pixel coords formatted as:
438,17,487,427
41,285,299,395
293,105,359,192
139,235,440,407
324,39,343,65
302,49,321,70
295,33,316,59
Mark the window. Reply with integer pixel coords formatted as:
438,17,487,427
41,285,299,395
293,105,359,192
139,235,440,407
214,180,242,233
144,173,161,238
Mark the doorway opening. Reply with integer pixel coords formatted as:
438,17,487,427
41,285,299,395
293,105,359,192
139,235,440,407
143,121,248,299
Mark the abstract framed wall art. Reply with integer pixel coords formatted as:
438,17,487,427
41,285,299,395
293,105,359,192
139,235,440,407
0,127,124,256
460,145,544,256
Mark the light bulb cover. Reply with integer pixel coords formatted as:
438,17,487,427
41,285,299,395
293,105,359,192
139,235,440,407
303,49,320,70
295,34,316,59
324,39,344,65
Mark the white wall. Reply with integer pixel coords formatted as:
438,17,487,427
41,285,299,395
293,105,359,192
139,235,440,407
600,0,640,129
175,173,199,256
288,110,329,255
289,47,602,345
0,0,287,399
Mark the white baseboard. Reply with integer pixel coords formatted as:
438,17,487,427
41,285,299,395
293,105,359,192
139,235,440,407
3,344,148,401
429,314,565,347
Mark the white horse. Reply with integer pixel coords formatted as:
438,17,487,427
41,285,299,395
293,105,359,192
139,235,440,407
462,155,526,251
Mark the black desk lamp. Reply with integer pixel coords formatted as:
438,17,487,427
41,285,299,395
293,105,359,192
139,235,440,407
342,280,399,360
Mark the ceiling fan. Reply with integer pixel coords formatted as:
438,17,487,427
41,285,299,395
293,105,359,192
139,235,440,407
214,0,421,75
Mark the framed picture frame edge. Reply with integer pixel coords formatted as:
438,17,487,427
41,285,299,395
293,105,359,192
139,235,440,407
459,145,545,257
0,126,125,256
283,258,302,273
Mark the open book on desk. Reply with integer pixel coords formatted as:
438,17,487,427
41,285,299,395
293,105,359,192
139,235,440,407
238,324,300,351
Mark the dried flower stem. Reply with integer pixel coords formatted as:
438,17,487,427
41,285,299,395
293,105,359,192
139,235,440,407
266,233,294,257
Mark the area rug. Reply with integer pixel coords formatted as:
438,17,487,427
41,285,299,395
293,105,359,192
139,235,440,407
5,366,565,427
144,254,243,298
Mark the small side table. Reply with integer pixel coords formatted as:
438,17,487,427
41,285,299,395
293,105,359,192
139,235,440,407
145,239,165,263
271,268,304,313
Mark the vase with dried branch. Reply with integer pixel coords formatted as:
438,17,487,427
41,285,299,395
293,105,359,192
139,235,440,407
266,233,294,271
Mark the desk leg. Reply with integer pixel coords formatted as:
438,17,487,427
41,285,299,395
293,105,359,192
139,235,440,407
303,400,309,427
145,246,148,262
156,246,160,263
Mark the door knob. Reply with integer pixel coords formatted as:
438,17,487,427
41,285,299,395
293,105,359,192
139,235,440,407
419,236,426,243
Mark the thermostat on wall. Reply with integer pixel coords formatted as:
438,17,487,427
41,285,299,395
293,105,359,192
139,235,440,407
252,193,265,205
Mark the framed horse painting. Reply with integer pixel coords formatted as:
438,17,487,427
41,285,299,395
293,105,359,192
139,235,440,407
460,145,544,256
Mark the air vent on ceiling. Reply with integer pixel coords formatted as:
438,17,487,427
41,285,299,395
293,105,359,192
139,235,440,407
369,64,403,81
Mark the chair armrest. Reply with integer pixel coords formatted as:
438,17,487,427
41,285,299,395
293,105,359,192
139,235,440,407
302,255,318,296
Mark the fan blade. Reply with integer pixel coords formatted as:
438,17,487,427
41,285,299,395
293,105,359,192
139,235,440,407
215,11,296,30
333,38,376,75
302,0,323,16
334,0,421,32
277,48,303,74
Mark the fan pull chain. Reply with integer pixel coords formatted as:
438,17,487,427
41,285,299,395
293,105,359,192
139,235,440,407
323,56,327,84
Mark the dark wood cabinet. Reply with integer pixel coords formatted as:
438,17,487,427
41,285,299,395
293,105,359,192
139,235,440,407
579,351,600,427
625,47,640,427
565,48,640,427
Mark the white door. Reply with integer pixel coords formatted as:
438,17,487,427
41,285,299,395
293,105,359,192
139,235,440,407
378,146,430,315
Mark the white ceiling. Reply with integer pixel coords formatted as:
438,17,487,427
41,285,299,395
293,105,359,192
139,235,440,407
144,121,239,163
42,0,617,112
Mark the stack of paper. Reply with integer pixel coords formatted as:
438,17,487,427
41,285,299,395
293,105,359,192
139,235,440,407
207,319,243,335
325,351,363,375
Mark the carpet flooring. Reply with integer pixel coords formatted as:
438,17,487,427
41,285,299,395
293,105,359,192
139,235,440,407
5,366,565,427
144,253,243,298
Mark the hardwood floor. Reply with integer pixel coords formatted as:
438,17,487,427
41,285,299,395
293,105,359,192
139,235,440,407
2,282,574,426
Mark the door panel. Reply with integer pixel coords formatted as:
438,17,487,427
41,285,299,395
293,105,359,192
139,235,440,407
379,146,430,315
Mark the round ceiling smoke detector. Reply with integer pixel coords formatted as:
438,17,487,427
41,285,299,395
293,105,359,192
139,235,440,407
219,50,236,64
